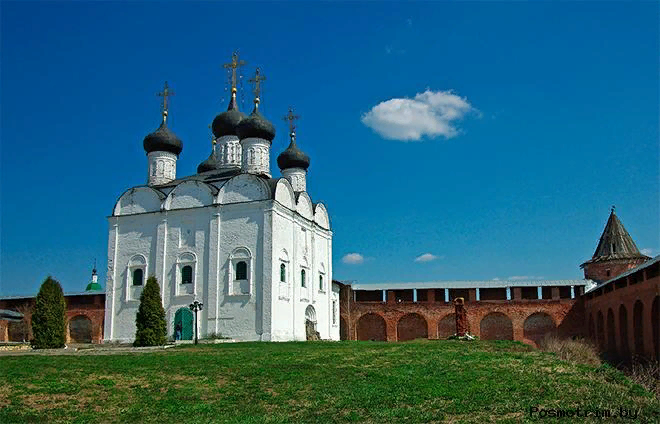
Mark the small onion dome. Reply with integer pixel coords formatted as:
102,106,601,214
85,281,102,291
197,147,219,173
212,92,246,138
277,134,310,170
236,101,276,143
143,121,183,156
85,268,102,291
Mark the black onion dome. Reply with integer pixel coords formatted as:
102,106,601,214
197,149,219,173
143,122,183,155
236,106,276,142
212,95,246,138
277,137,310,170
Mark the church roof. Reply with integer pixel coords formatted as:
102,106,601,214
581,208,650,267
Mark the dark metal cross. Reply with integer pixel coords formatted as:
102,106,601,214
157,81,174,121
283,107,300,134
248,67,266,99
223,50,246,90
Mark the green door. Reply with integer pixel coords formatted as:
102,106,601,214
174,308,194,340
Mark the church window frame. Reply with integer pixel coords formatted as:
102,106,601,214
318,263,326,293
176,252,197,296
301,269,306,288
332,299,338,326
127,254,147,301
229,247,253,296
278,249,290,301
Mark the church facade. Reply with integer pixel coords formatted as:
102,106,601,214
104,55,338,343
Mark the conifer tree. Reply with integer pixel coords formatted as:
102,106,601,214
134,276,167,346
31,276,67,349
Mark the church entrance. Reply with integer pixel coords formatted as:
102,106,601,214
305,305,319,341
174,308,194,341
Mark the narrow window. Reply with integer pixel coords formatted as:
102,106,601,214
611,243,616,254
319,274,324,291
280,263,286,282
606,269,611,278
301,269,306,288
332,300,337,325
236,261,248,280
133,268,143,286
182,265,193,284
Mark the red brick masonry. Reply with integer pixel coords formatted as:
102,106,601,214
339,285,585,347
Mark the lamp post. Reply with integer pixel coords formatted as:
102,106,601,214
189,300,203,345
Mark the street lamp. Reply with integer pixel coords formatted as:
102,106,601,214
189,300,203,345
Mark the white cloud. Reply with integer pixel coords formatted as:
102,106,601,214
414,253,439,263
492,277,501,281
361,89,478,141
507,276,545,281
342,253,365,265
641,248,656,257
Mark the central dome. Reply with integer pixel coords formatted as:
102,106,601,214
211,93,246,138
236,107,276,142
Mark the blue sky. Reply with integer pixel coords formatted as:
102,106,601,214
1,2,658,295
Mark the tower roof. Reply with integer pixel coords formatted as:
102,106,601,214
144,82,183,156
581,207,650,267
143,122,183,156
277,133,310,170
198,139,220,173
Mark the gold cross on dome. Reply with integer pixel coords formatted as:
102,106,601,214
248,67,266,100
157,81,174,123
222,50,246,91
283,107,300,134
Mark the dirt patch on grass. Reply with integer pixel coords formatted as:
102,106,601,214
0,385,11,408
21,393,82,411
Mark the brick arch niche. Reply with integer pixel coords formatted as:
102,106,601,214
356,313,387,341
633,300,644,355
523,312,556,347
619,305,629,357
480,312,513,341
437,313,456,339
606,309,616,355
596,310,605,350
397,313,428,341
68,315,92,343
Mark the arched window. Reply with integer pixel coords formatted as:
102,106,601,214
133,268,143,286
182,265,193,284
236,261,248,280
280,263,286,282
319,274,324,291
301,269,306,288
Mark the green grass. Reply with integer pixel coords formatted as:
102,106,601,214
0,340,658,423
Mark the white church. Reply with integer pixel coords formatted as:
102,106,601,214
104,53,338,342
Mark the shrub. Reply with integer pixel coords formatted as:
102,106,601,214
626,357,659,399
134,276,167,347
31,276,67,349
538,334,601,366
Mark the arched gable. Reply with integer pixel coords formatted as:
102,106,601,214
164,180,216,210
273,178,295,210
216,174,271,205
313,202,330,229
113,187,165,216
295,192,313,220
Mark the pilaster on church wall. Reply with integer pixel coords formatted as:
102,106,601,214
270,205,296,340
104,218,119,341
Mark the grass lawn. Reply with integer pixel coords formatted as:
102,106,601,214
0,340,658,423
